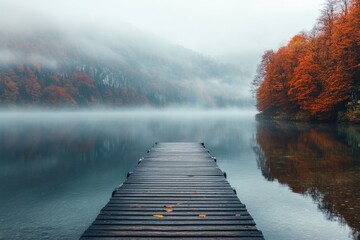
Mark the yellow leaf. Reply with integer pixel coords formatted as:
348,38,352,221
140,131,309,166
199,214,206,218
153,214,164,219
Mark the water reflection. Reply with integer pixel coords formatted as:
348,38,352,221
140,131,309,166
0,111,256,239
0,119,149,239
0,111,358,240
253,121,360,239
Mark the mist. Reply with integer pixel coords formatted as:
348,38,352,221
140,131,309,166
2,2,359,240
1,0,325,56
0,0,325,108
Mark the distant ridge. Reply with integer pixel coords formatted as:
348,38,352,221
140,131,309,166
0,25,251,108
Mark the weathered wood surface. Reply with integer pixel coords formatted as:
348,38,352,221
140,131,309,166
81,142,264,239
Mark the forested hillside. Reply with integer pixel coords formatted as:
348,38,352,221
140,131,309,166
0,27,249,108
253,0,360,122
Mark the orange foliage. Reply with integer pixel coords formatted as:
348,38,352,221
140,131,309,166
69,72,99,104
42,86,76,106
254,121,360,237
255,0,360,121
24,67,41,102
0,76,19,103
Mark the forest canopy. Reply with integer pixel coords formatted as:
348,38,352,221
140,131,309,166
0,29,249,108
253,0,360,122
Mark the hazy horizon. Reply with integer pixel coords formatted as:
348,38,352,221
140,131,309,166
1,0,324,67
0,0,328,108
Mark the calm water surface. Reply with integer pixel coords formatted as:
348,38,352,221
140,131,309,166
0,110,359,240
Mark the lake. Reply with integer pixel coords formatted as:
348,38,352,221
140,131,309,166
0,110,359,240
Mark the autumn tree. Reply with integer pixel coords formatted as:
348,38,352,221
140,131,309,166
345,0,360,110
255,0,360,121
42,86,76,106
256,35,307,113
0,76,19,103
70,72,100,105
252,50,274,97
24,67,41,103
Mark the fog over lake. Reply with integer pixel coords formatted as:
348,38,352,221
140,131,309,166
1,0,358,239
0,110,358,239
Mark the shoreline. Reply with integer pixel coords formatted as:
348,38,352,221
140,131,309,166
255,112,360,124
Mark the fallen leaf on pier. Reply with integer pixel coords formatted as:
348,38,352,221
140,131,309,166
199,214,206,218
153,214,164,219
164,208,173,213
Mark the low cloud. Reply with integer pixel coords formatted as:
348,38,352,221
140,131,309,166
0,49,58,69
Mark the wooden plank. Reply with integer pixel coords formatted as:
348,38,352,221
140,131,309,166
113,191,235,194
96,216,254,221
82,230,263,237
122,181,230,185
81,238,264,240
87,225,259,231
102,207,248,211
120,184,232,187
98,211,252,216
120,185,230,187
80,142,264,239
92,219,257,226
108,200,243,204
112,194,236,197
105,204,246,208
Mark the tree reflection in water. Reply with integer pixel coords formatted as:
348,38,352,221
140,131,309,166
253,121,360,239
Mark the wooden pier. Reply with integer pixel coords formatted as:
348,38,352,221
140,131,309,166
81,142,264,239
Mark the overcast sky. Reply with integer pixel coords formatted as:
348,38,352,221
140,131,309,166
1,0,324,58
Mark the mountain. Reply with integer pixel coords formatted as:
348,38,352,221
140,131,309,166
0,23,251,108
